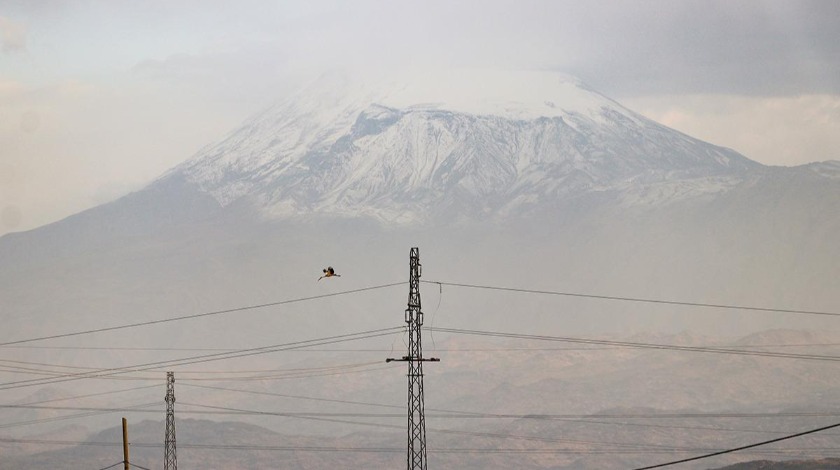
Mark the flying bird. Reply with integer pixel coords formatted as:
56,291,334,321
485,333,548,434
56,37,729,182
318,266,341,281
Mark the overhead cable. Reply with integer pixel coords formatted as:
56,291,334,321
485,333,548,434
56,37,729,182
424,280,840,317
632,420,840,469
0,384,160,407
96,462,126,470
0,327,403,391
0,402,160,430
5,437,840,457
428,327,840,362
0,281,403,347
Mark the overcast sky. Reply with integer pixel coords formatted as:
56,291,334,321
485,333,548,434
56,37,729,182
1,0,839,235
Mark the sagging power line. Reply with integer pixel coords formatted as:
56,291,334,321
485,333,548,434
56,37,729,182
428,327,840,362
424,280,840,317
0,282,404,348
0,327,404,391
632,420,840,469
4,277,833,353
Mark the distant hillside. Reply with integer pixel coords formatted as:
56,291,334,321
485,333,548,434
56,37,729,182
711,458,840,470
7,330,840,470
2,419,402,470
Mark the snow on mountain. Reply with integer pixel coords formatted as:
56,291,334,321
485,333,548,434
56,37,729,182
167,68,760,224
373,68,614,119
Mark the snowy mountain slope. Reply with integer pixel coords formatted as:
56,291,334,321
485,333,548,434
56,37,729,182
168,69,760,224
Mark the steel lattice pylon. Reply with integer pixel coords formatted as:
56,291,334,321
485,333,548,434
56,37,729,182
387,247,439,470
164,372,177,470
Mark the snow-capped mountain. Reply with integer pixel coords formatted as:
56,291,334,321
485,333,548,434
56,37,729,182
168,69,759,224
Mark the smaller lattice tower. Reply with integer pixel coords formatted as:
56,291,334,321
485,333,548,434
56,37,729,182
164,371,177,470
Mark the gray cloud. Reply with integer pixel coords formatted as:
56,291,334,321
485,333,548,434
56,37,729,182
7,1,838,98
233,0,840,98
0,16,27,53
528,0,840,97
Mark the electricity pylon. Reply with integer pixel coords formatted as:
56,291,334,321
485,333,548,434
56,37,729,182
387,247,439,470
164,371,177,470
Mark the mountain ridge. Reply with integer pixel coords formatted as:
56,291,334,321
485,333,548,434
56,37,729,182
164,69,762,224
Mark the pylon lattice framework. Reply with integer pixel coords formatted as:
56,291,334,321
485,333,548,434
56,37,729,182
388,247,439,470
164,371,177,470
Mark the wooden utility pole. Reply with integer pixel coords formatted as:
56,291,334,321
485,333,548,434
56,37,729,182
122,417,130,470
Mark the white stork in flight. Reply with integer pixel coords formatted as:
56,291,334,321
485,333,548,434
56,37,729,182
318,266,341,281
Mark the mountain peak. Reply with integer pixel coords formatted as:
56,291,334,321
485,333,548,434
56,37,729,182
350,67,622,120
166,67,759,224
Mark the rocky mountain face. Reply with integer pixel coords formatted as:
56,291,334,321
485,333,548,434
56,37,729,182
169,69,760,224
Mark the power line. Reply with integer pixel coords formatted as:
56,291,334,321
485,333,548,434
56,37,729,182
176,400,406,429
0,361,397,385
177,383,840,423
7,279,840,467
178,383,840,439
6,327,840,459
1,404,167,413
0,402,160,430
1,384,160,407
6,437,840,457
0,358,391,381
424,280,840,317
0,329,402,390
157,362,398,382
0,345,244,351
0,281,403,348
0,327,404,391
166,401,739,454
0,346,632,352
9,403,840,420
164,402,840,421
180,382,404,409
6,343,837,353
632,420,840,469
5,389,840,457
10,400,840,426
176,384,708,449
428,327,840,362
96,462,126,470
515,415,839,437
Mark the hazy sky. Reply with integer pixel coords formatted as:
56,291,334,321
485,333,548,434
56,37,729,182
1,0,839,235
